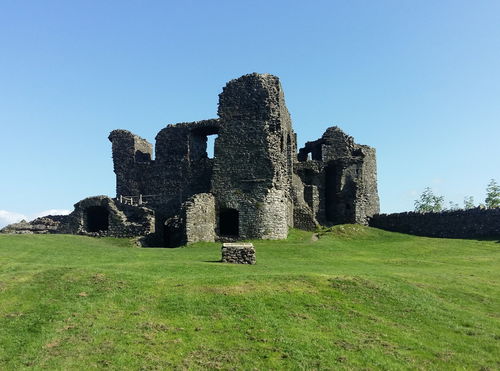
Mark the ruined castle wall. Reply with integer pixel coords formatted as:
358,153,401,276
184,193,216,244
294,161,326,225
321,127,362,224
110,120,219,208
66,196,155,238
355,146,380,224
153,120,219,204
212,73,295,239
295,127,379,226
146,120,220,240
370,208,500,238
0,215,70,234
108,130,154,197
153,125,193,205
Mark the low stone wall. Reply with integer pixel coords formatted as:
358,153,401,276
221,243,256,264
0,215,69,234
369,208,500,238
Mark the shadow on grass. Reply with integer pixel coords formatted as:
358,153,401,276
469,237,500,244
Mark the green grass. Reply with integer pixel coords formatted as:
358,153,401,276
0,226,499,370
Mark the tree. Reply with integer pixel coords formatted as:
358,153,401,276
414,187,444,213
447,201,460,211
485,179,500,208
463,196,475,210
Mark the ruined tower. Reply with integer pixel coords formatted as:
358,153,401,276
212,73,295,239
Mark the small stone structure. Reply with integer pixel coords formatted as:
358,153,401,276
63,196,155,238
221,243,256,264
1,73,381,246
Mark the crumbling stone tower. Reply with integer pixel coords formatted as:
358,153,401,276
295,127,379,226
212,74,295,239
64,72,379,246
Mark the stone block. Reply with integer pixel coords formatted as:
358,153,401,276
221,243,256,264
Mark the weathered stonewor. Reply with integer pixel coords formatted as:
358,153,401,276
369,208,500,238
0,215,68,234
212,73,295,240
64,196,155,242
295,126,379,226
221,243,256,264
162,193,216,247
1,73,381,247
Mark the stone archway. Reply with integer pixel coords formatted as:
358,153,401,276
85,206,109,232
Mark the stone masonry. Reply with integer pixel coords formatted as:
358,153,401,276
295,126,379,226
1,73,380,246
221,243,256,264
370,208,500,238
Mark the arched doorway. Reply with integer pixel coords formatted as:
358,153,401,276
85,206,109,232
163,217,185,248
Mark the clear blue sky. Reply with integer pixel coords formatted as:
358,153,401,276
1,0,499,227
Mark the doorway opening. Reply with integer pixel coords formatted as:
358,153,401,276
219,208,239,236
325,163,338,222
163,224,182,248
85,206,109,232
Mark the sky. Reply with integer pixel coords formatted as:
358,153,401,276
1,0,499,227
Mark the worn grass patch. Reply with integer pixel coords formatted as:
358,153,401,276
0,227,499,369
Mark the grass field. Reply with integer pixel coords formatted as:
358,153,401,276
0,225,499,370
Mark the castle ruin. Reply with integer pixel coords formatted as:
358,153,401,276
2,73,380,246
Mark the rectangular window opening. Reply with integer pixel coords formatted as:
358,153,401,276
207,134,218,159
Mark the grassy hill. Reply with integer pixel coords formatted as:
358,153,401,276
0,226,498,370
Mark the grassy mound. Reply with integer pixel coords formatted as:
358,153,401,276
0,227,498,369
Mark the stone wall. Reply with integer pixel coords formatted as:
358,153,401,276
184,193,216,244
154,120,219,205
290,173,318,231
0,215,69,234
162,193,217,247
66,196,155,239
109,120,219,207
295,127,379,226
108,130,153,197
369,208,500,238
